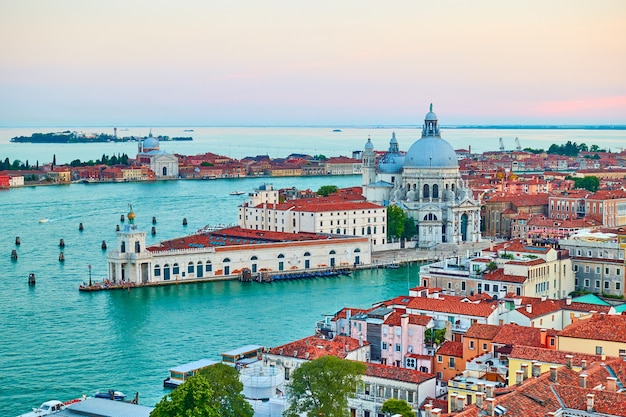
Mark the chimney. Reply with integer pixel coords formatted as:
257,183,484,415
581,359,587,369
476,392,485,409
456,395,466,412
540,328,547,346
486,397,496,416
431,409,442,417
520,363,529,380
516,370,524,385
541,294,547,301
449,393,458,412
477,382,485,392
549,365,558,383
532,361,542,377
587,394,595,412
566,296,572,305
424,403,432,417
566,354,573,369
580,373,587,388
607,377,617,392
526,304,532,313
486,384,495,398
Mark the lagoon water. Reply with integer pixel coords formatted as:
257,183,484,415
1,126,625,415
0,174,422,416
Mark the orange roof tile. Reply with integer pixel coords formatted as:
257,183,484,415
437,341,463,357
365,362,435,384
268,335,368,360
464,324,501,340
559,314,626,343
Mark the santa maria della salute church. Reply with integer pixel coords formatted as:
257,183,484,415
362,106,482,248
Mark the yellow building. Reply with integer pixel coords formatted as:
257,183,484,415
558,313,626,357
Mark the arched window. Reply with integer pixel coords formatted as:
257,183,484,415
120,241,126,253
354,248,361,252
205,261,212,272
336,228,341,234
367,226,371,235
423,213,438,221
433,184,439,198
329,250,336,254
154,265,161,277
173,263,180,275
223,258,231,263
162,167,168,176
135,241,141,253
187,262,194,273
423,184,430,198
277,254,285,259
304,252,311,257
251,256,258,261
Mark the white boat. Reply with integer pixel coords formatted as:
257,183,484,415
38,218,49,223
16,398,83,417
94,390,126,401
164,359,217,388
229,191,245,196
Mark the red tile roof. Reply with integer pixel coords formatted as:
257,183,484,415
268,335,368,360
509,346,603,367
383,311,433,327
365,362,435,384
406,295,499,318
491,324,553,347
559,314,626,343
464,324,501,340
437,341,463,357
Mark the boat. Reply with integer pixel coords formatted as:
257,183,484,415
221,344,263,368
386,263,400,269
16,398,83,417
229,191,245,196
94,390,126,401
38,218,49,223
332,129,342,132
164,359,218,388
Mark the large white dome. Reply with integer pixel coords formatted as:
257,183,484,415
403,105,458,168
404,136,458,168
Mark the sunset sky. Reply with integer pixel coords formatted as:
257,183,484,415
1,0,625,126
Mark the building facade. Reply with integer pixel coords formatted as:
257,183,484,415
362,106,482,248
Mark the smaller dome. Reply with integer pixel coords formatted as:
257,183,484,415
425,111,437,121
143,137,159,150
364,137,374,150
378,154,405,173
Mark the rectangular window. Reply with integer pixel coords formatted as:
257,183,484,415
382,342,388,350
596,267,601,274
595,280,600,288
604,281,610,289
584,279,590,287
395,343,401,352
484,284,490,291
449,357,455,367
482,343,488,351
573,265,579,272
596,346,603,355
469,340,475,350
437,355,443,363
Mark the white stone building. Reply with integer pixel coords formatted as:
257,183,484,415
136,132,179,179
106,210,371,284
362,106,482,248
238,184,388,251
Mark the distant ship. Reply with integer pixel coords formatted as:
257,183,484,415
332,129,342,132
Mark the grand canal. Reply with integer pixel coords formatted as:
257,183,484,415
0,176,417,415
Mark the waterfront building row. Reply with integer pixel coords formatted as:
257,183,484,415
106,214,370,285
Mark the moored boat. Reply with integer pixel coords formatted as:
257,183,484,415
16,398,83,417
94,390,126,401
229,190,245,196
164,359,218,388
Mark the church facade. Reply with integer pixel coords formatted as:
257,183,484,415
362,106,482,248
136,131,179,179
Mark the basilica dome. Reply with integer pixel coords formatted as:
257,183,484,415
404,136,458,168
403,106,458,169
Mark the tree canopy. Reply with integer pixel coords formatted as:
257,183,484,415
317,185,338,196
285,355,366,417
151,363,252,417
381,398,415,417
387,204,406,240
150,372,220,417
573,176,600,192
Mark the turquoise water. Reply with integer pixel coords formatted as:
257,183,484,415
0,176,417,416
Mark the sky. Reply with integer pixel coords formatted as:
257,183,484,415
1,0,625,127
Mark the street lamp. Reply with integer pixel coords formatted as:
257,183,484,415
88,264,92,286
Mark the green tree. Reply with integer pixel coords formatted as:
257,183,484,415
403,216,417,240
317,185,338,196
574,176,599,192
151,373,220,417
387,204,406,240
197,363,253,417
425,328,446,346
285,355,366,417
381,398,415,417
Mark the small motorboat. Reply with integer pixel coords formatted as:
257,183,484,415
38,218,49,223
229,191,245,196
94,390,126,401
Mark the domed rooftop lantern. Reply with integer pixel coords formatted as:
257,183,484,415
403,104,458,168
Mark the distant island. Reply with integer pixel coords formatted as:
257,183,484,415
10,131,192,143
